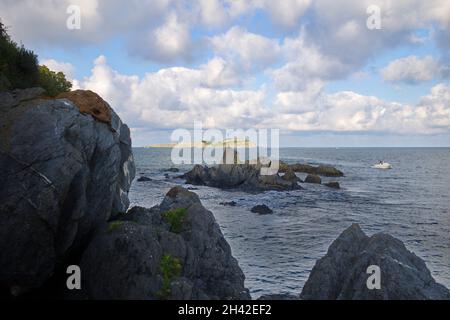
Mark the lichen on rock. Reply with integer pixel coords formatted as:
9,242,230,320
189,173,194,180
56,90,112,124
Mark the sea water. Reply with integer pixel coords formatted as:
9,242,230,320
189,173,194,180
129,147,450,298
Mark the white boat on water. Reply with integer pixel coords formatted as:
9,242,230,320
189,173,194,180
371,162,392,169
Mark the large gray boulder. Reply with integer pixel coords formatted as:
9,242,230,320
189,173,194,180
184,164,301,192
0,89,135,293
80,186,250,300
300,224,450,300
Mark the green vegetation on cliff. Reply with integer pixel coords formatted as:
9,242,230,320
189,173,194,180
107,221,124,234
162,208,187,233
157,254,182,299
38,65,72,97
0,20,71,96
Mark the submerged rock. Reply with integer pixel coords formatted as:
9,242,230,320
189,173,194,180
251,204,273,215
324,182,340,189
165,167,180,172
137,176,152,182
0,88,135,293
300,224,450,300
305,174,321,184
220,201,237,206
183,164,301,192
80,186,250,300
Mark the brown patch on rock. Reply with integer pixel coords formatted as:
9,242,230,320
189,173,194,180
166,187,182,198
56,90,111,123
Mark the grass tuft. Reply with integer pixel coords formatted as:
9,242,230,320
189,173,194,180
106,220,124,234
157,254,182,299
162,208,187,233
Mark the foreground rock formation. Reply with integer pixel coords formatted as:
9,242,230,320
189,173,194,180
0,89,249,300
183,164,301,192
0,88,135,294
80,186,250,299
300,224,450,300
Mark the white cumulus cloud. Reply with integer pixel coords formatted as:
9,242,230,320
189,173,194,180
210,26,281,72
75,56,450,140
380,55,444,84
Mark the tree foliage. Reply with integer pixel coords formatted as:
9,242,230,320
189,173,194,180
0,20,72,95
38,65,72,97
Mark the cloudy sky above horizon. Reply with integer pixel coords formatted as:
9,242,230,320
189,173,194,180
1,0,450,146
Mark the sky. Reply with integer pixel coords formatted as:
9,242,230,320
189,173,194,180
1,0,450,147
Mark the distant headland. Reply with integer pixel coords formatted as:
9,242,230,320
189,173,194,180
146,138,257,148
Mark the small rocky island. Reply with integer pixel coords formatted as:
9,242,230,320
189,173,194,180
182,160,343,192
0,88,448,300
183,163,301,192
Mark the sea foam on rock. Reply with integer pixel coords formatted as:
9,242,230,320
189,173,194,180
300,224,450,300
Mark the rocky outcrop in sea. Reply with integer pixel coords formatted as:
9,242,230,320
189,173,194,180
279,161,343,177
183,163,301,192
304,174,322,184
300,224,450,300
182,158,344,192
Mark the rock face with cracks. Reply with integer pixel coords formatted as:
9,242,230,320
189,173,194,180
0,88,135,293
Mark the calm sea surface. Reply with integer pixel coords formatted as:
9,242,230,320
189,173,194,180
129,147,450,298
